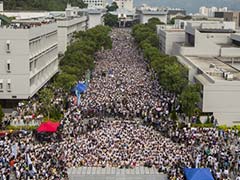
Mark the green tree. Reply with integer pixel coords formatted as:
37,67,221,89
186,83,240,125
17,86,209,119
159,62,188,93
104,13,118,27
57,25,112,90
4,0,87,11
106,2,118,12
147,17,164,32
179,84,201,120
54,73,77,91
39,88,54,119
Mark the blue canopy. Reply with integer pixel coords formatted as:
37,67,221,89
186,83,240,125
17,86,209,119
184,168,214,180
76,83,87,93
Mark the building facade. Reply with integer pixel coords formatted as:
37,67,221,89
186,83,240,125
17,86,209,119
114,0,133,11
137,9,168,24
199,6,228,17
214,11,240,28
157,24,185,55
57,16,87,54
0,1,3,12
0,21,59,100
164,20,240,125
79,8,106,29
83,0,107,8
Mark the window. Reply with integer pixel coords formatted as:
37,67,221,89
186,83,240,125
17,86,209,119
6,60,11,72
30,62,33,71
7,63,10,72
7,79,11,92
0,80,3,92
6,40,10,53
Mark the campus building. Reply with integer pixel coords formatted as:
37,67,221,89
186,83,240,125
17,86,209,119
214,11,240,28
0,1,3,12
0,20,59,100
136,8,168,24
199,6,228,17
80,8,106,29
158,20,240,125
113,0,133,11
157,20,186,55
83,0,107,8
57,4,88,54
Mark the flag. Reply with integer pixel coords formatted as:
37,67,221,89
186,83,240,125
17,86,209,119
11,143,18,158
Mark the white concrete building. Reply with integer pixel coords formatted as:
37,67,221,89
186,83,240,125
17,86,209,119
0,1,3,12
80,8,106,29
199,6,228,17
57,16,87,54
114,0,133,11
110,8,138,27
83,0,107,8
0,21,59,100
137,9,168,24
174,21,237,56
165,20,240,125
57,4,88,54
157,24,185,55
177,55,240,126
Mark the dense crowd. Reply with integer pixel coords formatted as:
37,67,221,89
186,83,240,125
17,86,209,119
0,29,240,180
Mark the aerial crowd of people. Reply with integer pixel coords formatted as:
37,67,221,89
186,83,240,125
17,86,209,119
0,28,240,180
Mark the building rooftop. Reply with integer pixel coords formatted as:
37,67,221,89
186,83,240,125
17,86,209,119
198,28,236,33
0,19,56,29
165,29,185,32
186,56,240,81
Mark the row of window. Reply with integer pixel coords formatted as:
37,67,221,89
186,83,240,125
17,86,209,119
0,80,11,92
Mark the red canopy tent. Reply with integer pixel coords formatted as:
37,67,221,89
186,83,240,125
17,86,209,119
37,121,60,133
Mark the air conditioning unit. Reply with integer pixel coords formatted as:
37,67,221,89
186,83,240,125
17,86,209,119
209,63,216,68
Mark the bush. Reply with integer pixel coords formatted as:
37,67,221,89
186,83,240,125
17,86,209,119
6,125,38,131
191,123,214,128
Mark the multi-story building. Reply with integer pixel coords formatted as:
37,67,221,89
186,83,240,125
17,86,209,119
110,8,139,27
199,6,228,17
0,1,3,12
114,0,133,11
80,8,106,29
160,20,240,125
157,22,185,55
57,4,88,54
136,9,168,24
167,9,186,23
214,11,240,28
57,16,88,54
83,0,107,8
0,20,59,100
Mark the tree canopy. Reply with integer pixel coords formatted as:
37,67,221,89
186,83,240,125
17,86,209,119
39,88,54,119
104,13,118,27
132,18,188,94
106,2,118,12
3,0,87,11
55,25,112,91
179,84,201,119
132,18,201,118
